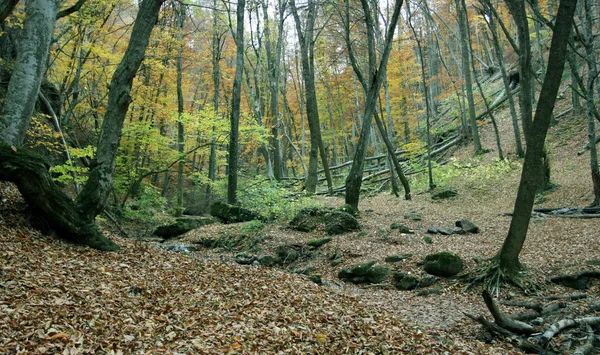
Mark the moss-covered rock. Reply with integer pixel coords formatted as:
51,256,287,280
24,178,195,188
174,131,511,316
306,237,333,248
275,245,300,264
431,189,457,200
153,216,216,239
394,274,418,291
210,201,261,224
338,260,390,284
423,252,463,277
390,223,415,234
289,208,359,235
384,254,413,262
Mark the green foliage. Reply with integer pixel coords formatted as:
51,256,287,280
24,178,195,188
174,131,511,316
237,176,319,221
49,145,95,184
413,158,518,191
123,183,170,224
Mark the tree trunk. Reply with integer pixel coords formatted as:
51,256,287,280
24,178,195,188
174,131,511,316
175,3,186,216
207,0,222,197
456,0,482,153
496,0,577,273
0,0,57,146
582,0,600,206
481,0,524,157
226,0,245,205
290,0,333,194
343,0,403,209
77,0,164,219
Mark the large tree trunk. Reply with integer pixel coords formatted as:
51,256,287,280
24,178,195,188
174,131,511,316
226,0,245,205
0,0,57,146
175,3,186,216
76,0,164,219
496,0,577,273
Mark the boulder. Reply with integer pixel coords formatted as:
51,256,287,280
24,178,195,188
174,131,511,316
234,252,255,265
275,245,300,264
153,216,216,239
394,274,418,291
437,227,453,235
455,219,479,233
289,208,359,235
210,201,261,224
418,275,437,288
338,260,390,284
423,252,463,277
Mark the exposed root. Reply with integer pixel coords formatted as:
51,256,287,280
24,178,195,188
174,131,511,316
467,259,539,296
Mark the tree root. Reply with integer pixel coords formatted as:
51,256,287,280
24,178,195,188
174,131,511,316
466,259,538,296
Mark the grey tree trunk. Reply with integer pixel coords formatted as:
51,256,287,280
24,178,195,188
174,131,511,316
226,0,245,205
481,0,524,157
496,0,577,274
582,0,600,206
207,0,222,197
456,0,482,153
343,0,404,209
175,3,186,216
290,0,333,195
0,0,57,146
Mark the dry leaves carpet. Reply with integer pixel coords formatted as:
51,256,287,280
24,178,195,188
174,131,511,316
1,113,599,354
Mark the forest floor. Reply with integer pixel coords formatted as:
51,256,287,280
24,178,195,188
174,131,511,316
2,101,600,353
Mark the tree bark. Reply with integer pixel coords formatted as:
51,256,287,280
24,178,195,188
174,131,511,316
175,3,186,216
343,0,404,209
226,0,245,205
496,0,577,273
290,0,333,195
76,0,164,219
0,0,57,146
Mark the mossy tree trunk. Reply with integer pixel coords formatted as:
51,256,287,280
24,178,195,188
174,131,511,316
0,0,165,251
495,0,577,275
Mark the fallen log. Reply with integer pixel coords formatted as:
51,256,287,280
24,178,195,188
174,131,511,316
534,316,600,348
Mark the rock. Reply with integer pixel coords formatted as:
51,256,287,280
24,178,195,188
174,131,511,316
418,275,437,288
455,219,479,233
275,245,300,264
417,286,441,296
257,255,276,267
423,236,433,244
153,216,216,239
452,227,466,235
210,201,261,224
427,227,438,234
437,227,453,235
423,252,463,277
390,223,415,234
431,189,457,200
306,237,333,248
289,208,360,235
587,259,600,266
330,258,343,266
404,212,422,221
384,254,413,262
324,211,360,235
338,261,389,284
182,205,206,216
308,274,323,285
394,274,418,290
234,252,256,265
365,265,391,283
350,260,377,276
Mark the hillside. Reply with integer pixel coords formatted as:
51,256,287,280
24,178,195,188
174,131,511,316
2,96,600,353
